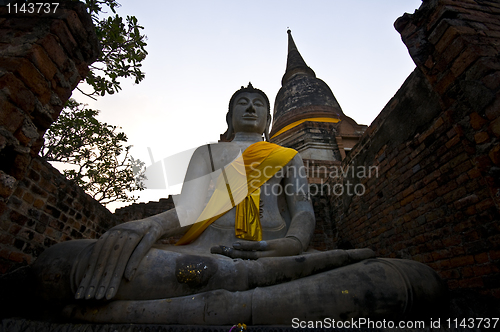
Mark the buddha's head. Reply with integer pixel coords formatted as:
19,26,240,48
226,83,271,141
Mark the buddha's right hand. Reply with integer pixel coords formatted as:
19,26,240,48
75,218,165,300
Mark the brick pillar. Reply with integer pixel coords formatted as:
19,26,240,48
395,0,500,209
0,2,99,272
0,1,99,200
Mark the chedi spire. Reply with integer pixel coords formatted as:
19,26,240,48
282,29,316,85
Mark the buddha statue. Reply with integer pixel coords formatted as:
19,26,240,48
33,84,446,325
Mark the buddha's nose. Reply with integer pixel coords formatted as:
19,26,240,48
246,104,256,113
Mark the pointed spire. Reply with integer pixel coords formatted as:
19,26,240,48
287,29,298,53
282,29,316,85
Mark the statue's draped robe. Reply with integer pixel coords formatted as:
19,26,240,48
176,141,297,245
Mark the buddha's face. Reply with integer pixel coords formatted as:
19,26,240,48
232,92,268,135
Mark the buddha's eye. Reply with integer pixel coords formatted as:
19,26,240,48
253,98,264,107
237,98,248,105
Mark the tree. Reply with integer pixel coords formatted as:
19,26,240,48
74,0,148,98
40,99,146,205
39,1,148,205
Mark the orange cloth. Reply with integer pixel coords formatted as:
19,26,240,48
235,187,262,241
176,141,297,245
271,117,340,139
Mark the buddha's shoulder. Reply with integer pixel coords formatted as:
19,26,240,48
193,142,248,157
189,143,242,169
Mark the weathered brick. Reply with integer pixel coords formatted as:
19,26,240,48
450,45,482,77
434,70,457,94
22,192,34,204
455,172,469,185
490,117,500,138
444,186,467,204
482,70,500,90
445,134,461,149
0,97,25,133
0,72,36,113
450,255,475,268
44,226,61,241
443,235,462,247
458,276,484,288
489,144,500,165
429,18,462,46
475,198,494,212
462,266,475,278
436,180,458,197
474,131,490,143
49,20,81,63
33,199,44,209
473,264,494,277
435,26,474,54
8,251,31,264
432,249,453,261
457,9,500,26
61,10,91,53
11,153,31,180
441,269,461,279
0,232,15,246
490,250,500,260
36,33,68,70
474,252,490,264
450,39,473,72
469,112,488,130
29,44,58,85
0,57,51,104
485,95,500,120
454,194,479,209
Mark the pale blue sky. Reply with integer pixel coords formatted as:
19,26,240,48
72,0,423,210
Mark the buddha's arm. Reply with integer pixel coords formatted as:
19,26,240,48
282,154,315,251
76,147,211,301
211,154,315,259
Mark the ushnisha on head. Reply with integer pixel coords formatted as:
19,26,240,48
226,83,271,141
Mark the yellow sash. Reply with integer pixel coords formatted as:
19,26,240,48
176,141,297,245
271,117,340,139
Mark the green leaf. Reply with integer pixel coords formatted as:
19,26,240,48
73,0,148,98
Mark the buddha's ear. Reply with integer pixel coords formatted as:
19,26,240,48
226,112,234,140
264,114,271,142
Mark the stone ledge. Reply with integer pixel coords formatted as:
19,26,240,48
0,319,371,332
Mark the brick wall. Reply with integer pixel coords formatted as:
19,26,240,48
114,197,175,223
114,197,180,244
0,156,118,273
0,2,104,274
333,0,500,298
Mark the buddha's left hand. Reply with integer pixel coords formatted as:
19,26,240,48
210,237,302,259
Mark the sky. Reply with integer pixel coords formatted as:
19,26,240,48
71,0,423,211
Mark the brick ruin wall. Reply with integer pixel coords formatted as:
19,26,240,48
0,2,116,274
2,157,118,273
114,197,175,222
114,197,179,244
332,0,500,298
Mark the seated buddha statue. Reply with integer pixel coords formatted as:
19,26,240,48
33,84,446,325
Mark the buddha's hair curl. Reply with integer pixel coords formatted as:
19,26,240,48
226,82,271,141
